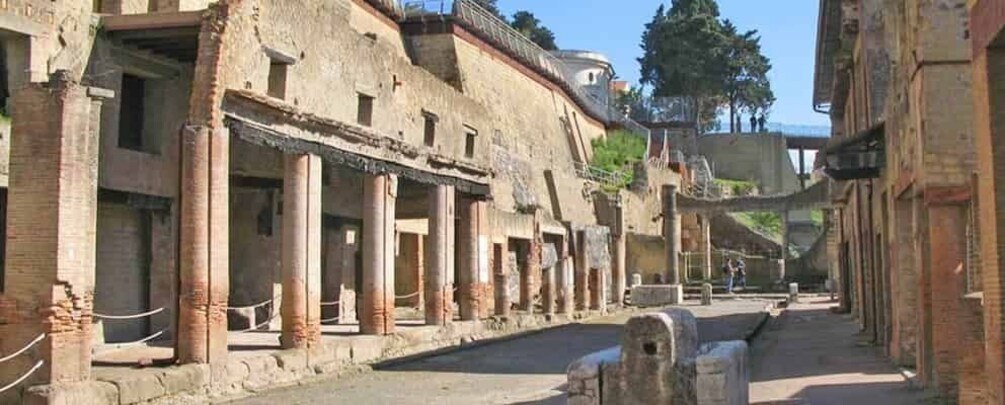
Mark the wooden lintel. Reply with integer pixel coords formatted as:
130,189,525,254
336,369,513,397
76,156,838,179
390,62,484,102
101,11,203,32
924,186,971,206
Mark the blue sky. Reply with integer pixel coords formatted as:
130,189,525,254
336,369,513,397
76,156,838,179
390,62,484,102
496,0,829,127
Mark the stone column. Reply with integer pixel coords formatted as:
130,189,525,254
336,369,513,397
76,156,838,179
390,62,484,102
425,185,454,326
1,77,106,384
178,127,230,363
574,230,591,311
493,241,510,317
458,196,488,321
663,185,681,285
361,174,397,335
612,199,627,305
779,210,790,281
557,233,574,314
700,215,713,280
280,154,322,349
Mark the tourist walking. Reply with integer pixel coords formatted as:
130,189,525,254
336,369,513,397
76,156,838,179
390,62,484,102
758,114,767,132
723,259,736,293
749,115,758,134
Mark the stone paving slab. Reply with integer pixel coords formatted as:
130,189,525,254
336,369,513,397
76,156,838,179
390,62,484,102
749,297,929,404
227,299,772,405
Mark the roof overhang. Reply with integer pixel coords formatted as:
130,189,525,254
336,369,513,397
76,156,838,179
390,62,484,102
813,0,842,112
822,122,885,181
101,12,203,63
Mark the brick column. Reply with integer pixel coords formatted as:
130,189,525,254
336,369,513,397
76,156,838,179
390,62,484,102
457,196,488,321
425,185,454,326
612,200,627,305
558,235,574,317
178,124,230,364
926,204,968,397
280,154,322,349
589,267,607,312
972,32,1005,403
663,185,681,285
493,241,510,317
541,260,556,316
520,238,542,313
361,174,396,335
574,229,591,311
1,76,106,384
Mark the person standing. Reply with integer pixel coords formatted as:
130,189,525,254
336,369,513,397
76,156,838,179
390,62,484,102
735,257,747,291
758,114,767,132
735,115,742,133
749,115,758,135
723,259,736,293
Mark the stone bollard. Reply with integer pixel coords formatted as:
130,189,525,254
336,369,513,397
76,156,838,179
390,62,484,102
788,283,800,303
701,283,713,306
630,273,643,288
697,341,750,405
610,308,699,405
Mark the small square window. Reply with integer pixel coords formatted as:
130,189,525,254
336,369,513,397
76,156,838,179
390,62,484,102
267,61,288,100
357,93,375,127
423,112,437,147
464,126,478,158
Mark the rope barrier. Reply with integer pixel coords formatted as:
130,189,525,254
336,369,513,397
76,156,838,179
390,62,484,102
0,334,45,365
320,315,341,323
0,360,43,394
93,307,165,320
395,291,420,300
231,312,280,335
320,301,340,307
98,329,168,351
227,296,279,311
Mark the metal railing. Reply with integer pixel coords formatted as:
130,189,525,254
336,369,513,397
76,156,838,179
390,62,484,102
575,162,630,190
401,0,651,138
627,96,698,124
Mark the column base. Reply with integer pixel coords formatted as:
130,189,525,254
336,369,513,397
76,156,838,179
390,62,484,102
630,284,684,307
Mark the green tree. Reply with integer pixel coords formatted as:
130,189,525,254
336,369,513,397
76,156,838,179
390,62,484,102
590,130,647,189
721,20,774,132
510,11,558,50
638,0,773,133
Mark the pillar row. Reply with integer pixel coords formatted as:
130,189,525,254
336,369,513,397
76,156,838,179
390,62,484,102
280,153,322,349
425,185,455,326
361,174,397,335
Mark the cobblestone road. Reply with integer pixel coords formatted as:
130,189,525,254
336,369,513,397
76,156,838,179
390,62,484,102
228,300,772,405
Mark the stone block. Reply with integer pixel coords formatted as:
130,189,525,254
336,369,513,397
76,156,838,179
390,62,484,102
788,283,800,303
159,364,210,396
697,341,749,405
23,381,119,405
351,336,385,363
112,371,167,404
701,283,713,306
614,308,698,405
630,273,643,288
273,349,309,372
631,284,684,307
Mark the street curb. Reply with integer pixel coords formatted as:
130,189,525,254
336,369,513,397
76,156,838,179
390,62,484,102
743,302,780,343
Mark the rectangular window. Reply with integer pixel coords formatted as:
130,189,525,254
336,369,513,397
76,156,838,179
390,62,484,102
118,73,146,152
464,126,478,158
267,62,288,100
357,93,374,127
423,112,437,147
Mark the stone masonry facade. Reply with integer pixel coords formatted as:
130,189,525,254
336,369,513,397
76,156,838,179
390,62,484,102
815,0,1000,403
0,0,686,403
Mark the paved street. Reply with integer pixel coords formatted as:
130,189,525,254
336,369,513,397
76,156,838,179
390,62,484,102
750,297,928,404
228,300,771,405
